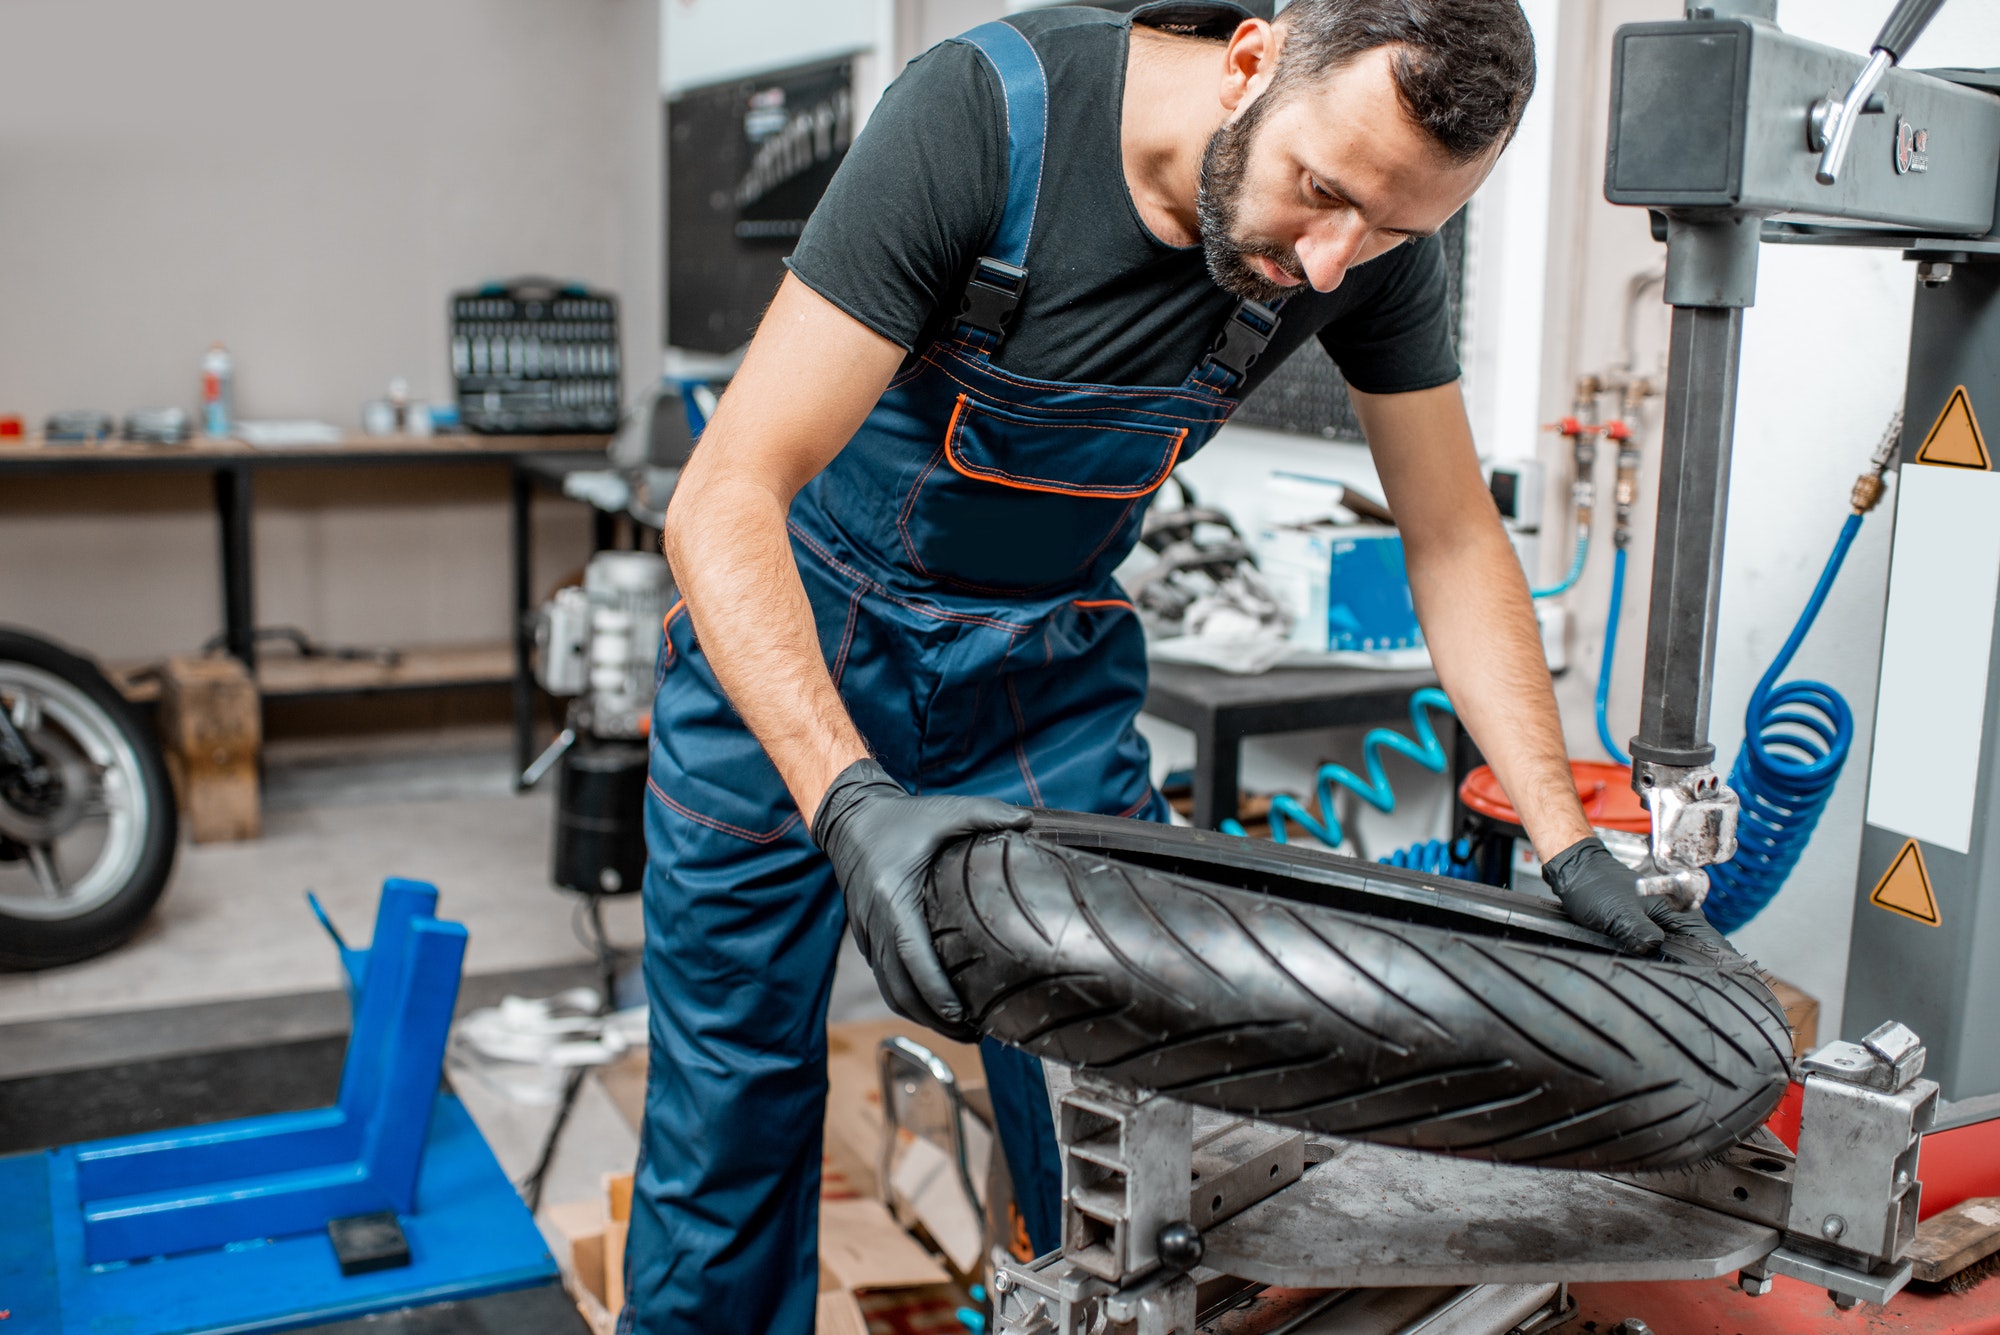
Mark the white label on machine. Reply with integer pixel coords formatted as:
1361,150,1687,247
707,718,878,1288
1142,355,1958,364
1865,463,2000,854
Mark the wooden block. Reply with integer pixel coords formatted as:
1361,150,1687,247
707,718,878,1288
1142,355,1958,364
158,655,260,843
544,1199,608,1306
602,1171,633,1316
1766,977,1820,1059
603,1217,629,1316
605,1170,633,1222
1909,1197,2000,1283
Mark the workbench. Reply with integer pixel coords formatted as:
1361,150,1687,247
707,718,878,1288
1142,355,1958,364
0,433,610,714
1142,659,1444,830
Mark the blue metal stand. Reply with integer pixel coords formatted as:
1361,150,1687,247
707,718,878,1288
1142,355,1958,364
2,878,563,1334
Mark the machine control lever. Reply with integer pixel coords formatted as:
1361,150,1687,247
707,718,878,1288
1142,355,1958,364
1813,0,1947,185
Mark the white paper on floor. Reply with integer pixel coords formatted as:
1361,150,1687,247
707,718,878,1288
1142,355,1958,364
449,989,646,1105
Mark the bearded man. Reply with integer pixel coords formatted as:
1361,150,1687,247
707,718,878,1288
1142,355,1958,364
629,3,1720,1329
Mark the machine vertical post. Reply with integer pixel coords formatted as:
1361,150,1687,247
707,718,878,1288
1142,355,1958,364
1631,303,1744,767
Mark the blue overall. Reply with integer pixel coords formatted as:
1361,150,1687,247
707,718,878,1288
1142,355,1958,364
628,20,1281,1332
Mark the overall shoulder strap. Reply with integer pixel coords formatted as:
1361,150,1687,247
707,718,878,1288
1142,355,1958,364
948,20,1049,348
1188,296,1286,397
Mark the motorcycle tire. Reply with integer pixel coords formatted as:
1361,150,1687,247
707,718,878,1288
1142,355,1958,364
0,628,178,969
928,810,1792,1173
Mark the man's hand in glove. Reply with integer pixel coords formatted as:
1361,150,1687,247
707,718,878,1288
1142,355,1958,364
812,758,1031,1038
1542,835,1736,958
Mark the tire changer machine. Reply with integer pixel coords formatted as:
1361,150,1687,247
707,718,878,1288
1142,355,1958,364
992,3,2000,1331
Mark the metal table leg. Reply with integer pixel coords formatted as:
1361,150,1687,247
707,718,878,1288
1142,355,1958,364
511,464,537,787
214,464,257,671
1189,719,1240,832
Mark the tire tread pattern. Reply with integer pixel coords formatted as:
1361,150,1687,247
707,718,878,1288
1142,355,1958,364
929,830,1792,1172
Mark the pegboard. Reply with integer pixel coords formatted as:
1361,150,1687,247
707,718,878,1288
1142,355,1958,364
1234,210,1467,442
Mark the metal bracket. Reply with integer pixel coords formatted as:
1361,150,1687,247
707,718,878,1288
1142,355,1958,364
1632,759,1739,904
1745,1247,1915,1310
1769,1023,1940,1306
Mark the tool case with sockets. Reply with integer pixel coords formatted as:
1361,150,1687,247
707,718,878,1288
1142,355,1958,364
451,279,621,433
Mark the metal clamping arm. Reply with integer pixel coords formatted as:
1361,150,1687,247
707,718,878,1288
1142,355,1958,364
1815,0,1949,184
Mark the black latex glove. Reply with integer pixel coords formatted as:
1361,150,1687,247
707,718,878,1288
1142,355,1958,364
813,758,1031,1039
1543,836,1735,958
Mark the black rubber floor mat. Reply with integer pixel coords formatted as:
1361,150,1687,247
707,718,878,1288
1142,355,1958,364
0,1034,346,1153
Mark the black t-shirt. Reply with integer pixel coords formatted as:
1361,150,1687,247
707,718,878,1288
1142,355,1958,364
786,5,1460,397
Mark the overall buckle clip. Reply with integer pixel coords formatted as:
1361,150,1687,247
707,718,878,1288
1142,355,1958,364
1205,298,1281,380
957,257,1029,339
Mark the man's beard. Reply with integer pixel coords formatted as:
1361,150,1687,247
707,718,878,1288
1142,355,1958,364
1196,89,1307,304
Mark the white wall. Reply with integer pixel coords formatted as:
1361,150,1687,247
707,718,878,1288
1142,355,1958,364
1460,0,1561,467
662,0,884,96
0,0,662,664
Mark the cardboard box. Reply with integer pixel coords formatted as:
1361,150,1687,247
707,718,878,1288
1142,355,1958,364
815,1198,956,1335
546,1197,615,1335
824,1019,985,1203
1258,523,1424,656
1768,977,1820,1059
553,1026,984,1332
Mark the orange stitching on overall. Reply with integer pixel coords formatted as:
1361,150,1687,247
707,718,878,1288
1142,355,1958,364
887,398,1146,599
1072,598,1135,611
923,348,1225,421
1072,497,1143,574
884,356,928,392
946,406,1187,499
1115,789,1157,819
662,597,688,663
831,587,864,687
647,776,803,845
920,351,1231,424
1004,677,1045,809
787,520,1031,636
895,396,958,575
927,340,1244,411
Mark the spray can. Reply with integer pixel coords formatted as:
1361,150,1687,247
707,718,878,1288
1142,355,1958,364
201,343,235,437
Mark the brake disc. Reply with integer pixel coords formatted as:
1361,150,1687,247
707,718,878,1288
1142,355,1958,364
0,725,95,844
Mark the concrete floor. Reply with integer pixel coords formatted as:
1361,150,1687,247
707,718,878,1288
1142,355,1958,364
0,726,888,1028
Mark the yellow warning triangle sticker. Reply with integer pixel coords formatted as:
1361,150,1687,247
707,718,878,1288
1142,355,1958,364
1915,385,1991,469
1870,838,1941,926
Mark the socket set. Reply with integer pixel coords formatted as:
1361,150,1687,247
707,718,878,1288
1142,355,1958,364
452,279,622,434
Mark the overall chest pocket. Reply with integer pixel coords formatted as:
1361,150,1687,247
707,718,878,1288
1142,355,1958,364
898,393,1189,593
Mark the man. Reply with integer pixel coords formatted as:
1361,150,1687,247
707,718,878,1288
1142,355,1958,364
633,2,1729,1329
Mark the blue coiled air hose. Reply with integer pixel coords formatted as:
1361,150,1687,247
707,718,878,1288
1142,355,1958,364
1596,545,1633,766
1532,534,1589,600
1221,687,1472,876
1594,516,1867,933
1703,514,1863,932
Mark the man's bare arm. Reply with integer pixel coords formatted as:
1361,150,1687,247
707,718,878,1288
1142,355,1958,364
1351,382,1594,860
661,273,907,819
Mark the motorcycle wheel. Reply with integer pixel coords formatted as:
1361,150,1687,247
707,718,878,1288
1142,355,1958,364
0,628,178,969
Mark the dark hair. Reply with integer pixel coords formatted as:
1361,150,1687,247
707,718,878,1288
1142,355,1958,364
1272,0,1536,162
